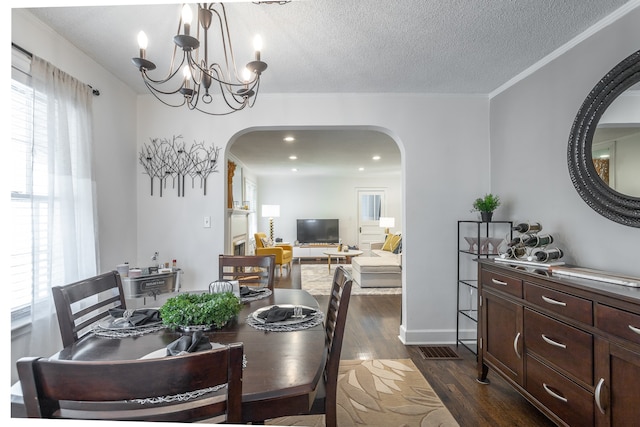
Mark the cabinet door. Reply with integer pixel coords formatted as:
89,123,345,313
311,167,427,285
482,290,524,385
595,338,640,426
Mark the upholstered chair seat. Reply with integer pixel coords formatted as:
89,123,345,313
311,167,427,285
254,232,293,275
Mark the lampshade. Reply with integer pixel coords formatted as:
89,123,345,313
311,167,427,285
379,217,395,228
261,204,280,218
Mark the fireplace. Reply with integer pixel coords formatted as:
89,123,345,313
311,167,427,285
234,240,246,256
227,208,250,255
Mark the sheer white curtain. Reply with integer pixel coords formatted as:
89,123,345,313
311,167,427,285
27,56,98,355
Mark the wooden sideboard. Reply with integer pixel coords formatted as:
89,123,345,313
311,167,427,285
477,259,640,426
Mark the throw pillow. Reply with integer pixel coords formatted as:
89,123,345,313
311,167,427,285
393,238,402,254
381,234,394,251
382,234,402,252
260,237,272,248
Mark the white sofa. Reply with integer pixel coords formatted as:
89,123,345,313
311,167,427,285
351,241,402,288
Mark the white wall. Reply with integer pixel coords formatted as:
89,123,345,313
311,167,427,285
256,173,402,246
136,94,491,345
490,6,640,276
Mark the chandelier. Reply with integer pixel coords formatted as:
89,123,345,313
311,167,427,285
131,3,268,116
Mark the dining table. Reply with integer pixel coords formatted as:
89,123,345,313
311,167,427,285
48,288,327,423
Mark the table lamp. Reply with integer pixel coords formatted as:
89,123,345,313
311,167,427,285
261,204,280,242
379,217,395,235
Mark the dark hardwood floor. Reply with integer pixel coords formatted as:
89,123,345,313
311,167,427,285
275,260,556,427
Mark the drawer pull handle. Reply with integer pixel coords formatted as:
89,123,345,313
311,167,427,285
595,378,606,415
543,383,568,403
513,332,521,359
629,325,640,336
541,334,567,349
491,278,508,286
541,295,567,306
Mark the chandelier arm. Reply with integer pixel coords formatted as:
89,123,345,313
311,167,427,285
140,54,187,87
143,79,188,108
247,79,261,108
210,5,242,82
206,63,257,89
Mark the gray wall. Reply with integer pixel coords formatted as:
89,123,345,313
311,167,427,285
490,6,640,276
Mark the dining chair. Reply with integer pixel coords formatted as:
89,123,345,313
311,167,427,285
218,254,276,290
52,270,127,347
308,265,353,427
17,342,244,422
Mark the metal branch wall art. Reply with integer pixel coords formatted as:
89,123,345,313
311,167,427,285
139,135,221,196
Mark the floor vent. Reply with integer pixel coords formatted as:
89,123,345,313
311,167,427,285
418,346,461,360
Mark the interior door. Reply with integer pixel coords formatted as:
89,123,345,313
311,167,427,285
357,189,386,249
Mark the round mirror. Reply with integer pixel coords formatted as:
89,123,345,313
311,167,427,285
568,49,640,228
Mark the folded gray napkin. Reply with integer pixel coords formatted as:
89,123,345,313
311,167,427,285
240,286,267,297
256,306,315,323
108,308,161,326
166,331,213,356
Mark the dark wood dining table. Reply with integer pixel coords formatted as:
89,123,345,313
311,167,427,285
50,288,327,423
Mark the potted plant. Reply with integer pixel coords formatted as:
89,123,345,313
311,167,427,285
471,193,501,222
160,292,242,331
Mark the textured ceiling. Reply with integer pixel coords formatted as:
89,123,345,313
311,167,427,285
25,0,634,95
20,0,636,176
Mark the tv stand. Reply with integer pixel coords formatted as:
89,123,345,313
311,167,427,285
293,243,338,259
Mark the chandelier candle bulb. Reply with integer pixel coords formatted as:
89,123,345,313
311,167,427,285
137,31,148,58
182,4,193,36
254,35,263,61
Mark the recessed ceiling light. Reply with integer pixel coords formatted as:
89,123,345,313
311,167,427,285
289,155,297,160
291,168,298,172
284,136,295,142
372,155,381,160
358,167,365,171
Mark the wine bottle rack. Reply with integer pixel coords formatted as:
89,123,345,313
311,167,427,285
457,220,512,355
495,221,565,268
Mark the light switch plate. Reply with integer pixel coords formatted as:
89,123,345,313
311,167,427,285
203,216,211,228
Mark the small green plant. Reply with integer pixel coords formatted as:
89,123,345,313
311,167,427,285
160,292,242,328
471,193,501,213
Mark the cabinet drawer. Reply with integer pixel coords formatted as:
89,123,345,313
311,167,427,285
524,282,593,325
524,309,593,385
481,269,522,298
526,355,593,427
596,303,640,346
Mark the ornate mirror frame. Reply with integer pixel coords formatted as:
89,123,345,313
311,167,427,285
568,49,640,228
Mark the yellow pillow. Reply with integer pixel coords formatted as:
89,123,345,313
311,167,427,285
381,234,401,252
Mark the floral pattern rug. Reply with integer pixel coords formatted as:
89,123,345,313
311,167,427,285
267,359,459,427
300,264,402,296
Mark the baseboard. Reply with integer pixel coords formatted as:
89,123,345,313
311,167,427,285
399,325,475,345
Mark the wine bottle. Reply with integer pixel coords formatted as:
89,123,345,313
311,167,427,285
512,222,542,233
522,234,553,247
504,246,526,259
534,248,563,262
507,236,525,247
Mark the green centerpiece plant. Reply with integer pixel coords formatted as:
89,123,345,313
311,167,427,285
160,292,242,330
471,193,501,222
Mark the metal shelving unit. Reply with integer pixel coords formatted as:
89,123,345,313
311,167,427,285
456,220,512,355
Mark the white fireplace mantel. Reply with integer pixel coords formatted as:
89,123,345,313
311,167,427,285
226,209,252,255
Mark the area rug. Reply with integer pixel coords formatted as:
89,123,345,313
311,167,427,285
301,264,402,296
267,359,459,427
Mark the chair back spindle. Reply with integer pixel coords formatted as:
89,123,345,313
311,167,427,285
218,254,276,290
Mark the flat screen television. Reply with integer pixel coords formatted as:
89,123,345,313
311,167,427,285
296,219,339,244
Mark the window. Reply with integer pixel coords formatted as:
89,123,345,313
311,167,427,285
10,48,98,325
10,50,46,321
